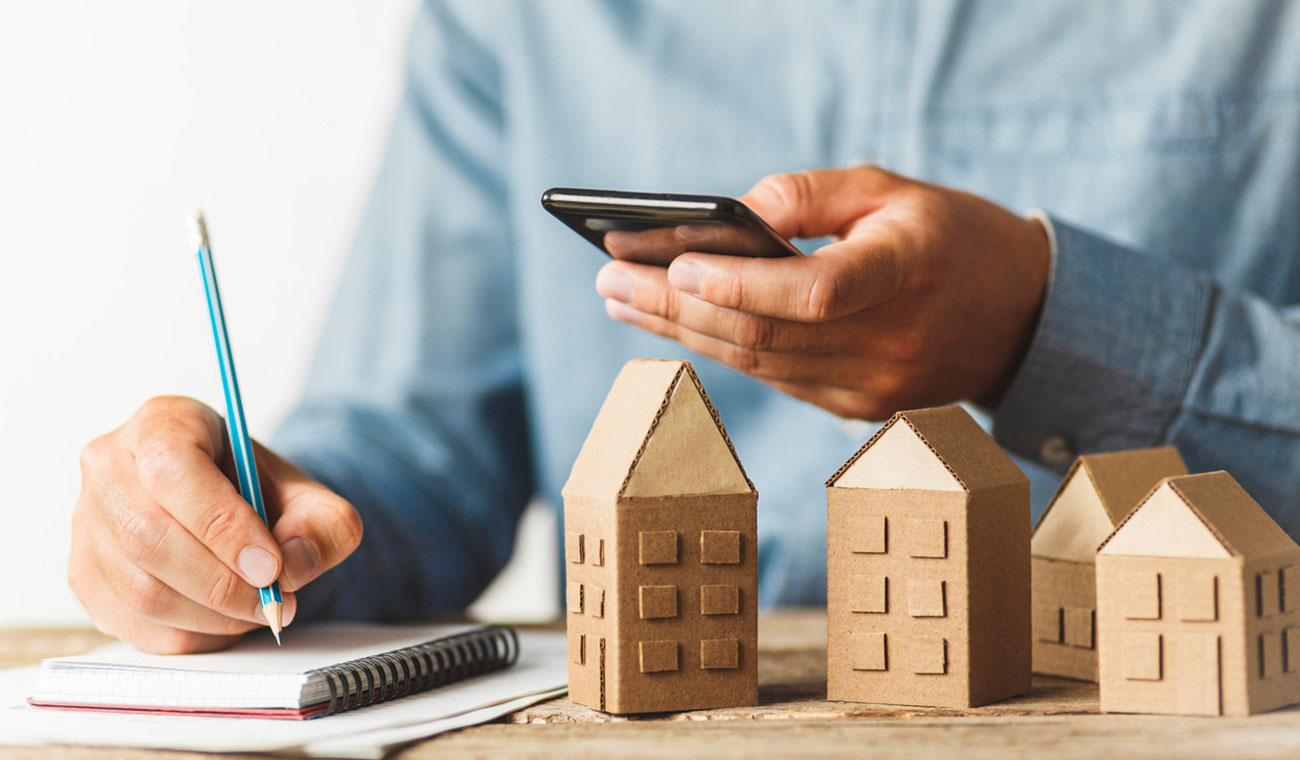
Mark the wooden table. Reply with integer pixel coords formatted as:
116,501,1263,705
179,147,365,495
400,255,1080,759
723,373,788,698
4,610,1300,759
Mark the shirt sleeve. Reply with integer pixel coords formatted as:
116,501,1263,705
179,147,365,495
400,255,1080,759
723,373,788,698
270,0,532,622
993,213,1300,531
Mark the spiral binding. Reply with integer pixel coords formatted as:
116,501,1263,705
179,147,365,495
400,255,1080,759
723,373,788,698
309,625,519,718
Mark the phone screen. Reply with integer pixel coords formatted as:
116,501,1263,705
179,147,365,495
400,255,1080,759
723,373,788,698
542,188,799,266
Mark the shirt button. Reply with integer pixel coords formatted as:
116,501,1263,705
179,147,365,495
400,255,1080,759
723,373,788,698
1039,435,1076,466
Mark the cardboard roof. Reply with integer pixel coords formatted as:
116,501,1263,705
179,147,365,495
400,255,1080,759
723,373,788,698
1031,446,1188,562
1098,471,1300,560
826,406,1027,492
562,359,754,500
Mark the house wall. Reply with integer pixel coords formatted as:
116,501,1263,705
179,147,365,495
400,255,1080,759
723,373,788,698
827,488,973,708
608,492,758,714
562,493,620,711
966,481,1032,705
1031,556,1098,681
1241,555,1300,714
1097,555,1243,716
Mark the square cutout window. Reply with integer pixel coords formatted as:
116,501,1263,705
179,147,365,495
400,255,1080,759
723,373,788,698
1259,570,1280,617
905,519,947,559
1284,627,1300,674
639,531,677,565
1174,573,1218,622
700,584,740,616
566,581,584,615
1033,604,1064,644
589,585,605,619
850,631,887,671
639,585,678,619
910,637,948,675
1260,631,1283,679
850,514,888,554
847,574,888,614
1281,566,1299,613
592,538,605,567
639,640,678,673
1064,607,1095,650
700,639,740,670
701,530,742,564
1122,632,1163,681
565,532,584,564
908,579,947,618
570,633,585,665
1121,571,1162,620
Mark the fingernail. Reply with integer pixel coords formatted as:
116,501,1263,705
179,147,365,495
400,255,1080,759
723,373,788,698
282,537,320,587
238,546,277,587
595,266,634,303
605,299,642,324
668,261,702,294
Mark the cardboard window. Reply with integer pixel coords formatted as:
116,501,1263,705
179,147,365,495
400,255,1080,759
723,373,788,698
593,538,605,567
567,581,584,615
851,514,888,554
911,637,948,675
566,532,585,564
1064,607,1095,650
590,585,606,619
700,530,742,564
905,519,948,559
1121,571,1162,620
639,640,678,673
1283,566,1299,613
1033,604,1064,644
571,633,586,665
848,574,888,614
700,638,740,670
700,584,740,616
639,531,678,565
850,631,888,671
1174,573,1218,623
1122,632,1163,681
908,579,947,618
639,585,678,619
1258,571,1280,618
1260,631,1283,679
1284,627,1300,674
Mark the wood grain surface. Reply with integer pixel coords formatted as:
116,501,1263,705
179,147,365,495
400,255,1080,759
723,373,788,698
3,610,1299,759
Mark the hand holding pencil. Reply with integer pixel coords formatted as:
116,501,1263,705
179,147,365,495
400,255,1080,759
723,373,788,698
65,216,362,654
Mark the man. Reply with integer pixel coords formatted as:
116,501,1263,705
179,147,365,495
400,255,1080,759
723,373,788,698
70,0,1300,653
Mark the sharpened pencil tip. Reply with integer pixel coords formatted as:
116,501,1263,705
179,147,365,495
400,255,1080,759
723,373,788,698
188,209,210,253
273,629,282,646
263,600,284,646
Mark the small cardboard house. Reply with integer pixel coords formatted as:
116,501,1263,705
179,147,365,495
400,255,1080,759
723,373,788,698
1096,471,1300,716
1031,447,1188,681
562,359,758,714
825,406,1031,708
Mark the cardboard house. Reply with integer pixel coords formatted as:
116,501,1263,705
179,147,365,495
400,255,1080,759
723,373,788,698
562,359,758,714
1096,471,1300,716
1031,447,1188,681
825,406,1031,708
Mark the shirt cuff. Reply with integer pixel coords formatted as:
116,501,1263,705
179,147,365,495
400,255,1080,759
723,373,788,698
992,213,1212,467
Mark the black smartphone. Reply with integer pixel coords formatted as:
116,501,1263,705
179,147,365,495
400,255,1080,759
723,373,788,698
541,187,801,266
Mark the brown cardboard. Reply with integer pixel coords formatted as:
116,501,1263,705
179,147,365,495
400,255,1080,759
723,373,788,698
1096,471,1300,716
826,406,1031,708
562,359,758,714
1030,447,1187,681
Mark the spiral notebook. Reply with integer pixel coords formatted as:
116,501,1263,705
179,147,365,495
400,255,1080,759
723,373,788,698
27,623,519,720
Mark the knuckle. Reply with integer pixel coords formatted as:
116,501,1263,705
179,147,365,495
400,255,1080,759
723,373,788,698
121,571,168,617
78,436,110,476
732,313,775,351
762,172,811,211
118,508,168,564
135,441,187,492
335,501,364,554
205,571,247,616
198,504,243,552
727,344,762,375
802,274,842,322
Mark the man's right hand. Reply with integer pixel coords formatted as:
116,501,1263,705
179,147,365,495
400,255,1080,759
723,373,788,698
70,396,363,654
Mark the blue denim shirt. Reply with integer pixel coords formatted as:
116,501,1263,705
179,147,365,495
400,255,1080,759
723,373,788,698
274,0,1300,621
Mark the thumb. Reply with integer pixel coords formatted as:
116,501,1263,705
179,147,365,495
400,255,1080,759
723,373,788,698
738,166,902,240
256,445,363,592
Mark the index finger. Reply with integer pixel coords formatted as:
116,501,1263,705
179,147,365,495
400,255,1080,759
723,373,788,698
129,404,282,588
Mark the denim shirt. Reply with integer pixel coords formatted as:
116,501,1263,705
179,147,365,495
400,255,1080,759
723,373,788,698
273,0,1300,621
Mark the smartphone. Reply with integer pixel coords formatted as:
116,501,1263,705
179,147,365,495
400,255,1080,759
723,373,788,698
541,187,800,266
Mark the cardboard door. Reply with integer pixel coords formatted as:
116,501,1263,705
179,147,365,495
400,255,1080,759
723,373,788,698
1175,633,1222,716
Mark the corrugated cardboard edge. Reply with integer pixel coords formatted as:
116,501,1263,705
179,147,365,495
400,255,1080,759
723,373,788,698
617,361,755,499
826,411,969,491
1096,473,1236,556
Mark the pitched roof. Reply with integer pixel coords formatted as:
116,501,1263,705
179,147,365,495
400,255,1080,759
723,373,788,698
826,406,1027,492
562,359,754,500
1078,446,1188,525
1098,471,1300,560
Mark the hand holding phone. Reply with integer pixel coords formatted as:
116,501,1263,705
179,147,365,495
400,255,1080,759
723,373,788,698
542,187,800,266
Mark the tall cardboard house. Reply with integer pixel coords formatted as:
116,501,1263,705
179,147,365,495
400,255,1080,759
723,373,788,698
1031,447,1188,681
826,406,1031,708
562,359,758,714
1096,471,1300,716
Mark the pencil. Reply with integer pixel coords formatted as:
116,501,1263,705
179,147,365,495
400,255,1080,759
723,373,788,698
188,211,284,644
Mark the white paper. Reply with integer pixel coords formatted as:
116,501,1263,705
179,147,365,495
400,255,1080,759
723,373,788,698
0,630,568,758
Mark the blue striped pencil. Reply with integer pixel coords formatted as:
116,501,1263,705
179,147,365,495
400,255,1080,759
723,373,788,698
187,211,284,644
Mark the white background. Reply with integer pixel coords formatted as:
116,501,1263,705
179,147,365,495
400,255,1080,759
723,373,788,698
0,0,555,629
